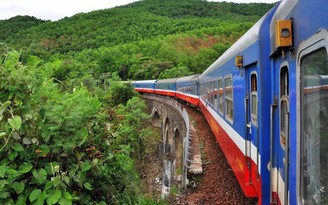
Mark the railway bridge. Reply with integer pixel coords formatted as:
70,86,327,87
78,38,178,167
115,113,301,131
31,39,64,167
142,94,202,198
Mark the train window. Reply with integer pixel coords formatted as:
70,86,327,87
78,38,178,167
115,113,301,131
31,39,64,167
204,83,208,103
214,80,218,112
280,67,289,150
300,47,328,205
206,82,211,103
193,82,197,96
202,83,206,100
210,81,214,106
202,83,206,101
225,76,233,122
281,67,289,96
201,83,204,99
211,81,215,106
205,83,208,101
250,73,258,126
218,79,224,115
212,81,215,106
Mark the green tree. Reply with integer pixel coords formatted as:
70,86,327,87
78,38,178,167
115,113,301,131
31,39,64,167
159,64,193,79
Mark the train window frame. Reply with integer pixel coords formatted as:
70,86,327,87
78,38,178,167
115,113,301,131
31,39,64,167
206,82,210,103
218,78,224,115
297,30,328,205
280,65,289,151
193,81,197,96
211,80,217,111
204,83,207,102
210,81,214,106
212,80,216,107
224,75,233,124
250,72,258,127
202,83,206,100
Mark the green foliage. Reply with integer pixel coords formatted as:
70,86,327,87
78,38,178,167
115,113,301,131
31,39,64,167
105,82,137,107
129,0,274,20
0,51,154,204
137,196,169,205
113,97,150,150
0,16,46,41
159,64,193,79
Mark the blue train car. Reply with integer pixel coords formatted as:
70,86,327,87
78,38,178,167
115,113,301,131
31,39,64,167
269,0,328,204
198,5,279,203
131,80,157,94
176,74,200,107
155,78,178,97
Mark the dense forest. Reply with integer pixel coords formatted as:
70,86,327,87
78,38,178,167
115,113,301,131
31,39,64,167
1,0,274,80
0,0,275,204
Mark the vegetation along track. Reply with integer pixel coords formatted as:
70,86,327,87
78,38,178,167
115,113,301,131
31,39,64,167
175,106,257,205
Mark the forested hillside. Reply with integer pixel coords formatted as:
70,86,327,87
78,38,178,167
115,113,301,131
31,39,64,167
0,16,46,41
0,0,275,204
1,0,274,80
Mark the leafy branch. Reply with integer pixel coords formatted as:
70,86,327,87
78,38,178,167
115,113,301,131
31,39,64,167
0,101,22,151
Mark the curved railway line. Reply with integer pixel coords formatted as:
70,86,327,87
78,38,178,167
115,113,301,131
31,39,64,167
175,106,256,205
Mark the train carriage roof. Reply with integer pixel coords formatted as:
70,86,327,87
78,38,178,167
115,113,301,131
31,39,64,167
156,78,178,84
133,80,157,84
176,74,200,83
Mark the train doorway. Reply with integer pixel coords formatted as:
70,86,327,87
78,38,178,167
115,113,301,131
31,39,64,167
271,62,290,205
245,65,259,185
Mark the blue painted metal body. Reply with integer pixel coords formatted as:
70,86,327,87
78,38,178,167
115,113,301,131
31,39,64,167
270,0,328,204
155,78,177,91
198,5,278,203
132,80,157,89
176,74,200,96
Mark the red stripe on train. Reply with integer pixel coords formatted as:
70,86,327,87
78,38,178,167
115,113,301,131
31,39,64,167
154,90,176,97
199,101,259,199
134,88,154,94
175,92,199,107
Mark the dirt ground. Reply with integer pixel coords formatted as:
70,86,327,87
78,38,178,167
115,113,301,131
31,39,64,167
173,107,257,205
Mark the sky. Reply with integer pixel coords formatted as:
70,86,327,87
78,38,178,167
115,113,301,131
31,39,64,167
0,0,278,21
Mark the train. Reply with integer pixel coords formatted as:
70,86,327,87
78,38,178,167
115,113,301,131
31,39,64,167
131,0,328,204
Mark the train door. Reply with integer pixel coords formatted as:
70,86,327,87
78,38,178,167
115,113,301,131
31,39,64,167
271,61,290,205
298,31,328,205
245,65,259,185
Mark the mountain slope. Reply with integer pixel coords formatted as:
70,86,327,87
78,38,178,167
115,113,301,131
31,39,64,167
2,0,274,54
0,0,275,80
0,15,46,41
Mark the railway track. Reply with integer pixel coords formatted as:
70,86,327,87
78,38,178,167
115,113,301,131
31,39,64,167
175,106,257,205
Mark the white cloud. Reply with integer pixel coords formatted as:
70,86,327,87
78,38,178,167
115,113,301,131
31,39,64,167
0,0,138,21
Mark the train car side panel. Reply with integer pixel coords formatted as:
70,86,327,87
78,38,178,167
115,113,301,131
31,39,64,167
176,74,200,106
132,80,156,94
270,0,328,204
155,78,177,97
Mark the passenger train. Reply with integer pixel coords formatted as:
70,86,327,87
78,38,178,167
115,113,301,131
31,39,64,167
132,0,328,204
